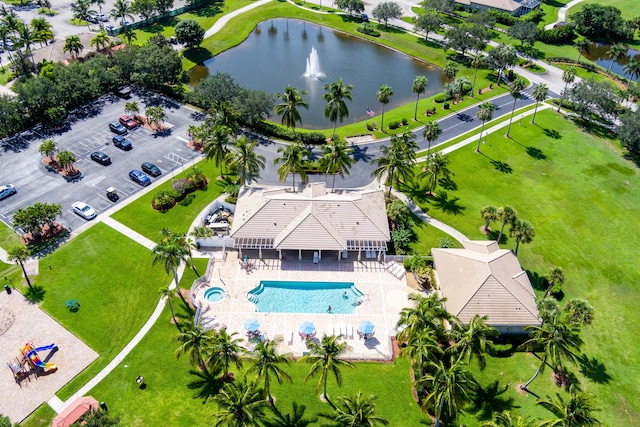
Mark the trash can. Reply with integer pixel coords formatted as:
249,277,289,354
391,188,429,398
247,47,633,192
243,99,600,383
4,284,11,294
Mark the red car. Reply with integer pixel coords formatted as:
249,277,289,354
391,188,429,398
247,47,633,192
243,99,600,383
119,115,138,130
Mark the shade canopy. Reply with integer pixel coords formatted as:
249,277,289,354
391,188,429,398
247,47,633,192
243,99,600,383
358,320,375,335
244,318,261,332
52,396,99,427
299,321,316,335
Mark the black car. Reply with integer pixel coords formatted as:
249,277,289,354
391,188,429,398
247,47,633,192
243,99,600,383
90,151,111,165
113,135,132,151
109,122,127,135
141,162,162,177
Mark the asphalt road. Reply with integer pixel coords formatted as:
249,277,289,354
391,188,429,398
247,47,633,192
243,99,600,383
0,91,202,233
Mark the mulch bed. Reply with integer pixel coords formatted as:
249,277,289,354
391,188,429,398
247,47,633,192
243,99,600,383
42,157,80,177
21,222,67,246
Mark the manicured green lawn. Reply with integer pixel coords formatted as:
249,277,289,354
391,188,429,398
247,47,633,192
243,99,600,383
540,0,572,27
111,159,226,242
405,109,640,425
570,0,640,18
0,221,22,249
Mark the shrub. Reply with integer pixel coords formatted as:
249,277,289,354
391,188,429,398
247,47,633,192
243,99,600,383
225,195,238,204
178,194,196,206
299,132,327,145
488,10,518,26
538,25,575,44
151,190,175,211
172,178,194,196
443,102,450,109
366,121,377,131
401,117,408,125
388,120,402,130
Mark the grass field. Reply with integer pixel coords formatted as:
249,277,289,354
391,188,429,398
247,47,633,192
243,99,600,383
570,0,640,19
404,109,640,425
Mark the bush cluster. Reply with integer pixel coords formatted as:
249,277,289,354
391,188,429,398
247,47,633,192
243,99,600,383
538,25,575,45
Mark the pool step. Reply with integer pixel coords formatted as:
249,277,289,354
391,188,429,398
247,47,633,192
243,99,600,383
247,293,259,304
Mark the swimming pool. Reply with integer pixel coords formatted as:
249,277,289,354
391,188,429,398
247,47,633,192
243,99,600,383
247,281,364,314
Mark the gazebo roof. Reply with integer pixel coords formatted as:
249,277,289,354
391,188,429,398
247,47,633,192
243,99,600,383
52,396,99,427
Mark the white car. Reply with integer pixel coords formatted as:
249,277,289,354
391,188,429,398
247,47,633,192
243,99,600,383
0,184,16,200
72,201,97,220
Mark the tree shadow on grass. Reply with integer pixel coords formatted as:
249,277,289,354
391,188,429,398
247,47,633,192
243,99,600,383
543,128,562,140
24,285,46,303
182,47,214,66
486,229,507,245
416,37,443,50
578,354,612,384
469,380,516,421
187,365,224,403
526,269,545,293
438,176,457,191
571,117,617,139
191,2,224,18
526,146,547,160
490,159,513,173
399,181,430,204
431,190,465,215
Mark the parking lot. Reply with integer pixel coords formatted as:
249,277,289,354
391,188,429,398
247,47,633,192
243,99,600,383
0,92,202,234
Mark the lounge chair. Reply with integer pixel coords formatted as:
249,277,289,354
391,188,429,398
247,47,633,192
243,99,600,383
313,252,319,264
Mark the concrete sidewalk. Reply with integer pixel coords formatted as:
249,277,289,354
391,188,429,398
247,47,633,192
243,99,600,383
101,217,158,250
203,0,271,39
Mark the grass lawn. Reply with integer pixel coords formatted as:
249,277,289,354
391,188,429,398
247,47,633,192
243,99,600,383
403,109,640,425
539,0,572,27
111,159,226,242
31,223,168,400
570,0,640,19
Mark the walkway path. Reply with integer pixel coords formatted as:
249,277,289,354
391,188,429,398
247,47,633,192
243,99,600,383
101,217,157,250
544,0,585,30
203,0,272,39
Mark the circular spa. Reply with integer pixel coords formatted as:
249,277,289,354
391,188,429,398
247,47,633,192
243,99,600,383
203,287,226,303
190,19,444,129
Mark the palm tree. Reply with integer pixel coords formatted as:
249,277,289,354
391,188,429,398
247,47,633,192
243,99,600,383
483,411,539,427
246,338,292,405
210,327,245,380
606,43,628,75
299,334,355,402
325,392,389,426
420,152,452,196
396,293,451,346
120,26,137,44
372,131,416,197
203,125,232,179
574,38,591,63
449,314,498,371
57,150,77,174
510,219,535,255
38,139,57,160
323,78,353,138
519,314,583,390
30,17,52,47
159,287,180,330
543,266,565,299
228,136,266,186
536,386,602,427
442,61,458,104
558,67,576,113
415,359,477,426
376,85,393,131
320,138,354,192
63,35,84,59
263,402,317,427
623,55,640,87
211,380,267,427
174,322,215,367
72,0,93,31
90,30,110,54
110,0,134,26
505,77,526,137
496,205,517,244
151,240,189,306
274,142,310,191
422,120,442,158
562,299,594,327
471,53,485,96
412,75,428,120
145,105,167,130
475,102,495,152
399,328,442,378
480,205,497,232
124,101,139,119
91,0,106,29
7,245,33,289
16,22,36,72
530,83,548,124
274,86,309,136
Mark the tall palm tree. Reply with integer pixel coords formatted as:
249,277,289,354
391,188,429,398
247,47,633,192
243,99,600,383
57,150,77,174
274,142,310,191
530,83,548,124
299,334,354,402
145,105,167,130
325,392,389,426
399,327,442,378
558,67,576,113
72,0,93,31
623,55,640,87
562,298,594,327
412,75,428,120
372,131,416,196
519,314,583,390
63,35,84,59
449,314,498,371
320,138,354,192
110,0,134,26
396,293,451,346
30,17,52,47
38,138,58,160
159,287,180,330
543,266,564,299
210,327,245,380
246,338,292,405
124,101,139,118
510,219,535,255
7,245,33,289
415,359,477,427
228,136,266,186
274,86,309,136
91,0,106,29
263,402,317,427
211,380,267,427
420,152,452,196
574,38,591,63
120,26,137,44
496,205,517,244
442,61,458,104
471,53,485,96
174,322,215,367
16,22,36,72
323,78,353,138
480,205,497,232
90,30,111,53
376,85,393,131
505,77,526,137
203,125,232,179
209,100,239,135
536,386,602,427
422,120,441,158
475,102,495,152
483,411,539,427
606,43,628,75
151,240,189,306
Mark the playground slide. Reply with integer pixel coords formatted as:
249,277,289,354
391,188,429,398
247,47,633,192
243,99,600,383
21,343,57,371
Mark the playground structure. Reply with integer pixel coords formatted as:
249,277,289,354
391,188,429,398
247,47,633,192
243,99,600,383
21,343,58,371
8,343,58,384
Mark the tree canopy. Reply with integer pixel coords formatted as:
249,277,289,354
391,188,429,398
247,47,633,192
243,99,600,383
175,19,205,48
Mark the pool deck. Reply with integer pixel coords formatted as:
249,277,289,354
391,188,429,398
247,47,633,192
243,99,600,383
193,251,417,360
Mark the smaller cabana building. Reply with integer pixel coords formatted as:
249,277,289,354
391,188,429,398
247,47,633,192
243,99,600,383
230,183,390,261
432,240,540,335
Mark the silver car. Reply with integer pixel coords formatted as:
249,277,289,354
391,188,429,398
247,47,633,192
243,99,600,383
0,184,16,200
72,201,97,220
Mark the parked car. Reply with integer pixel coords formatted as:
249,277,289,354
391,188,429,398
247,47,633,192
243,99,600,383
90,151,111,165
0,184,17,200
112,135,132,151
109,122,127,135
119,115,137,129
141,162,162,177
129,170,151,186
72,201,97,220
361,13,369,22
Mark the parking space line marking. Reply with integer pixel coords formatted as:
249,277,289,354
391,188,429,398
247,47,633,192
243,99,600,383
176,136,189,143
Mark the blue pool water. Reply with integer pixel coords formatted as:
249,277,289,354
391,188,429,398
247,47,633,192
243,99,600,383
204,287,225,303
248,281,364,314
